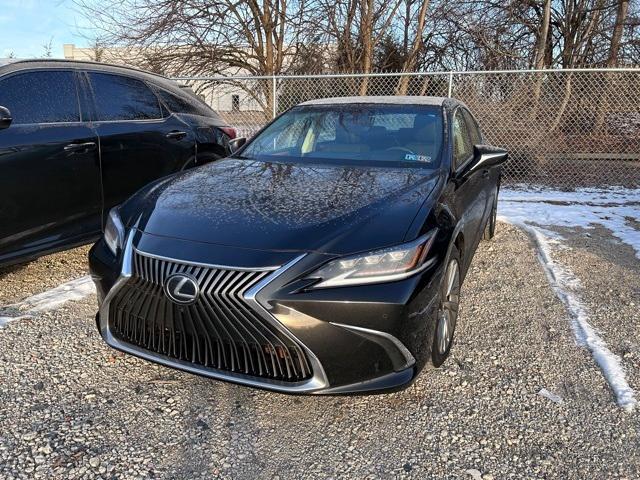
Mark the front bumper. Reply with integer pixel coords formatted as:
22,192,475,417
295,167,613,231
89,230,445,394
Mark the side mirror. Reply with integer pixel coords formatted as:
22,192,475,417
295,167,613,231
228,137,247,154
0,106,12,130
460,144,508,178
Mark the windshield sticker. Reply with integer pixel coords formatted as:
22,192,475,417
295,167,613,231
404,154,432,163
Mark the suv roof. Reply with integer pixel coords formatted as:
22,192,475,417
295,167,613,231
0,59,189,96
0,58,20,67
0,58,220,119
0,58,170,80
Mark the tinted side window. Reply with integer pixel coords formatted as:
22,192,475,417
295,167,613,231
88,73,162,121
0,70,80,124
154,86,216,117
452,109,473,168
463,109,482,145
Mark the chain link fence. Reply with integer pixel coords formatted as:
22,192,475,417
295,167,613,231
176,69,640,188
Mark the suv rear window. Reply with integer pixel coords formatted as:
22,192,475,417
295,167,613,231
88,72,162,121
0,70,80,124
154,86,215,117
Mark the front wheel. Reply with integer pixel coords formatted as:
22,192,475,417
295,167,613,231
430,248,461,367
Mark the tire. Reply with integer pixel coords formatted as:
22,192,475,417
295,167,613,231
430,247,461,367
482,191,498,240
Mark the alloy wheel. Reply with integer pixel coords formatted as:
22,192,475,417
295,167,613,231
436,258,460,354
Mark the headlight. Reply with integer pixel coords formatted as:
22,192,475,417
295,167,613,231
104,208,125,255
307,230,437,289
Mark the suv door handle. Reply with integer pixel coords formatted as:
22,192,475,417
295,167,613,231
64,142,96,154
166,130,187,140
482,169,490,178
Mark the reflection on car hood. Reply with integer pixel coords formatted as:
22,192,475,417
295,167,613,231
122,158,440,255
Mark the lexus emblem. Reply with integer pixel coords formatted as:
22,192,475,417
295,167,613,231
164,273,200,305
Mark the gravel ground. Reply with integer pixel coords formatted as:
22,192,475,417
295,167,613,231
551,224,640,407
0,246,91,305
0,222,638,479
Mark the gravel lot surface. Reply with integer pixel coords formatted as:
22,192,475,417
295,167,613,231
0,222,638,479
551,224,640,408
0,246,90,306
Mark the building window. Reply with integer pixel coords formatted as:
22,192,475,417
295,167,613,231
231,94,240,112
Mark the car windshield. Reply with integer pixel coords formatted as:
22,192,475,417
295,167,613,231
241,103,443,166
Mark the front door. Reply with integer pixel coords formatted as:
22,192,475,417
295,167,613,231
0,69,101,262
462,108,495,227
451,108,488,270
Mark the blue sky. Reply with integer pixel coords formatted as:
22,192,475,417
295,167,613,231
0,0,90,58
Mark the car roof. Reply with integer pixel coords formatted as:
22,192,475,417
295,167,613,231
299,95,454,107
0,58,178,90
0,58,220,117
0,58,20,67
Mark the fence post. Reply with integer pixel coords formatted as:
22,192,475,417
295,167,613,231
447,72,453,98
272,76,277,119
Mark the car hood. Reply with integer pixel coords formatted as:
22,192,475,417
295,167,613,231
121,158,440,255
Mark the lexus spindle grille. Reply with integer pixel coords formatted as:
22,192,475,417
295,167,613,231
108,250,313,382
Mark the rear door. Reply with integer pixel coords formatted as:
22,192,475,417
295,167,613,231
0,69,101,261
84,71,195,215
451,108,487,267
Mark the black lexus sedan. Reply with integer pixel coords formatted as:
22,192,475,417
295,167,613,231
89,96,507,394
0,59,235,267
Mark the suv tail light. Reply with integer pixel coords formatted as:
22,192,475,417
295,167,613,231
220,127,237,139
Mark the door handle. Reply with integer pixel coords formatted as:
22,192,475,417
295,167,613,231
482,169,490,178
166,130,187,140
64,142,96,154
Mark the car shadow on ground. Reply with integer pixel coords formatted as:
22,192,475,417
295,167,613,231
167,369,434,478
0,262,28,280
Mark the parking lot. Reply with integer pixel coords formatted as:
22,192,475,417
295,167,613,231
1,189,638,479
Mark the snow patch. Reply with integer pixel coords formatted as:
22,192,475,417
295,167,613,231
538,388,563,404
0,314,29,328
500,187,640,258
0,275,96,328
499,187,638,411
464,469,483,480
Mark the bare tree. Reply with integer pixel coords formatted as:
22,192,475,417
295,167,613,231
531,0,552,119
76,0,320,114
396,0,431,94
88,39,106,62
315,0,403,92
75,0,639,87
534,0,552,69
607,0,630,66
593,0,630,129
409,0,637,72
41,37,54,58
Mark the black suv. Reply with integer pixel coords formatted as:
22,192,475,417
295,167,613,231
0,59,235,267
